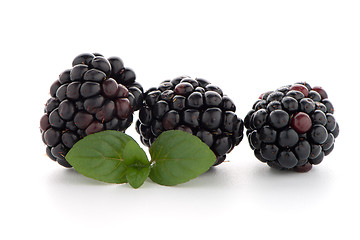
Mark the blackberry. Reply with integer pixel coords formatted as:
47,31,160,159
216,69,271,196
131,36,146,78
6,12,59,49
136,76,244,166
40,53,143,167
245,82,339,172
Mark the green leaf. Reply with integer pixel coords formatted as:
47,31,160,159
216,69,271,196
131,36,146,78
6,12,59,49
123,141,150,188
126,166,150,189
123,141,150,166
149,130,216,186
65,130,136,184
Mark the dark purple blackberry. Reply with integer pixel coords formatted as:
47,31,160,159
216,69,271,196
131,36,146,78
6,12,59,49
136,76,244,166
40,53,143,167
245,82,339,172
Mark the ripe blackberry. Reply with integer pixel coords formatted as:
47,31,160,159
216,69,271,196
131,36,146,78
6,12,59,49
136,76,244,166
245,82,339,172
40,53,143,167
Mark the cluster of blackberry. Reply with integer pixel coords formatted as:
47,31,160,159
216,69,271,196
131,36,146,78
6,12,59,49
135,76,244,166
244,82,339,172
40,54,340,172
40,53,143,167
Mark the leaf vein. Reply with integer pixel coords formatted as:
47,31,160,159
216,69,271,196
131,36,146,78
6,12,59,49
101,138,123,160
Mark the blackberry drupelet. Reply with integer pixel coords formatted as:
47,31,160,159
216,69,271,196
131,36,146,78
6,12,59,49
40,53,143,167
245,82,339,172
136,76,244,166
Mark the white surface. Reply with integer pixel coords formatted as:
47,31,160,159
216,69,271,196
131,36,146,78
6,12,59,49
1,0,359,239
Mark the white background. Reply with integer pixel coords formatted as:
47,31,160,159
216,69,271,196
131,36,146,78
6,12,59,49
1,0,359,239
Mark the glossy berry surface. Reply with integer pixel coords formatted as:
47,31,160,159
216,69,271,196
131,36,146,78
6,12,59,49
245,82,339,172
136,76,244,166
291,112,312,134
40,53,143,168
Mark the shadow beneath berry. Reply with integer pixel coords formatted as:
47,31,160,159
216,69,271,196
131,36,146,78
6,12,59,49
47,168,109,186
247,165,334,206
47,167,226,188
46,159,239,190
170,164,237,189
252,164,332,181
